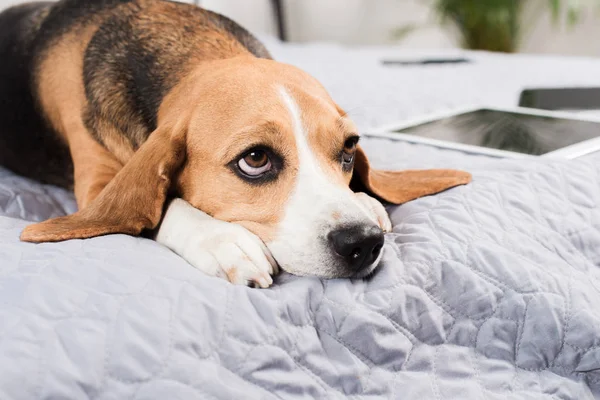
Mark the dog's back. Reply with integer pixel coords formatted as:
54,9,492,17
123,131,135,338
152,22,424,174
0,0,271,188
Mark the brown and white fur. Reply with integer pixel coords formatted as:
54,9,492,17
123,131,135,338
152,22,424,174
0,0,471,287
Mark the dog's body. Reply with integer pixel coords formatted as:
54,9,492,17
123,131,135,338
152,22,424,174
0,0,471,287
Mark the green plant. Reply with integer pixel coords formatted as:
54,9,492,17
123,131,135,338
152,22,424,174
431,0,585,52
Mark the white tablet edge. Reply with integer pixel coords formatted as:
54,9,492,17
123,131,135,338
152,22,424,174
365,105,600,159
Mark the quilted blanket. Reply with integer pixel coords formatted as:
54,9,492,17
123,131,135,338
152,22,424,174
2,39,600,399
1,134,600,399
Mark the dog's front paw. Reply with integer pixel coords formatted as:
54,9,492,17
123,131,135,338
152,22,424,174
354,192,392,233
183,223,277,288
156,199,278,288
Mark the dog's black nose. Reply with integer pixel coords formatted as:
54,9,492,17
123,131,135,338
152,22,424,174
328,225,384,272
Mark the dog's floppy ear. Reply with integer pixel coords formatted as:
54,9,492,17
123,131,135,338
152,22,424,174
350,145,472,204
20,124,186,242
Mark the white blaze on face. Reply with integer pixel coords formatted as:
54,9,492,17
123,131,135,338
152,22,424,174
267,86,378,277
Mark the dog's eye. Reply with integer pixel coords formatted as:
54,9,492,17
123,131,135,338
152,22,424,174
341,137,359,168
238,149,272,176
344,137,358,152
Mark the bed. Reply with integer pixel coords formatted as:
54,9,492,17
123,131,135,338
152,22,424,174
1,38,600,399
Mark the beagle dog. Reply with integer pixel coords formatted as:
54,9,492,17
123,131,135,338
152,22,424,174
0,0,471,287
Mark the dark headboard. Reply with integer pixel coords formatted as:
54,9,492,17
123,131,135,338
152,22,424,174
270,0,287,41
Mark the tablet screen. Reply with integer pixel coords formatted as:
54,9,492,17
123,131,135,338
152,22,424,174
394,109,600,155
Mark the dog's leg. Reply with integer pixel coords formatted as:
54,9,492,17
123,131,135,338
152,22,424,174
155,199,279,288
68,130,124,209
31,26,128,210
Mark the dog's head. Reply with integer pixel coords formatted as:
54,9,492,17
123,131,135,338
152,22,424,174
21,57,471,278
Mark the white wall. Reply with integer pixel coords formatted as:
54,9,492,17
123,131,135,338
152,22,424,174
522,1,600,55
0,0,25,7
282,0,454,47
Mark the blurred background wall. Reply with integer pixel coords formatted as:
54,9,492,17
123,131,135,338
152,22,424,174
0,0,598,56
199,0,600,56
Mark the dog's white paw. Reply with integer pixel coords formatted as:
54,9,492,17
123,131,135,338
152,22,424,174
183,224,277,288
156,199,278,288
354,192,392,233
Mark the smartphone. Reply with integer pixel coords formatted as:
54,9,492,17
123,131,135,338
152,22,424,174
381,58,471,66
519,87,600,111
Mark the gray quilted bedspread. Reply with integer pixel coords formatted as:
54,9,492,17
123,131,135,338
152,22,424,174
1,133,600,399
